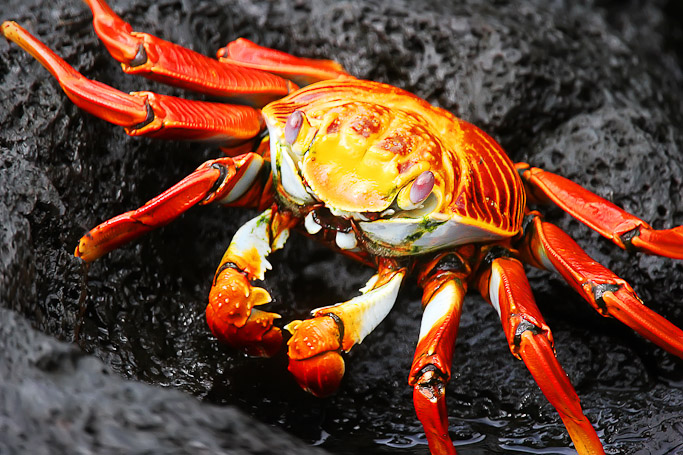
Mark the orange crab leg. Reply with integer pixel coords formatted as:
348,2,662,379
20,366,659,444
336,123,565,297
216,38,351,87
517,163,683,259
521,213,683,358
2,21,147,127
2,21,264,144
76,153,270,262
207,207,296,358
478,252,605,455
83,0,296,106
286,258,406,397
409,252,473,455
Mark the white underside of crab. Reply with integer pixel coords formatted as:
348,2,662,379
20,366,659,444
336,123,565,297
358,215,503,254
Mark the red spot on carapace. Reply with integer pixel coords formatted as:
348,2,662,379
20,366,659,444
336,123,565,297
326,117,341,134
350,114,382,138
397,158,417,174
378,131,412,155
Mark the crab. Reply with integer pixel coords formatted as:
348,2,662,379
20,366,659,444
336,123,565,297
3,1,683,454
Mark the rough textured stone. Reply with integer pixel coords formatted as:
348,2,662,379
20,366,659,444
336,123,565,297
0,308,326,455
1,0,682,454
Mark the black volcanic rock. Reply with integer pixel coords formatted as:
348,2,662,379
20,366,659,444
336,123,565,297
0,307,326,455
1,0,682,454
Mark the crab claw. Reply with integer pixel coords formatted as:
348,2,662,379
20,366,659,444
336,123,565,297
208,307,283,358
288,352,346,397
285,317,346,397
207,267,282,358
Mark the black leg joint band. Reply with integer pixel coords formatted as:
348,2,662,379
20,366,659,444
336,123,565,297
414,364,447,399
482,245,512,268
432,253,468,274
321,312,345,347
206,163,229,199
129,43,148,67
619,226,641,252
592,282,622,311
513,319,543,348
131,102,155,130
516,162,530,178
521,212,540,237
213,261,246,284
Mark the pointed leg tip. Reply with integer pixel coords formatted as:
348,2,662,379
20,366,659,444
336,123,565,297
73,245,86,261
2,21,31,46
561,418,606,455
73,234,101,263
2,21,14,34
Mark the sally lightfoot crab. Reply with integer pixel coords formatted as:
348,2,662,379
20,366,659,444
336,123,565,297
4,1,683,453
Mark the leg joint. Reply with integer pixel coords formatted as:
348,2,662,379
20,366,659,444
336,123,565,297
481,245,513,268
319,312,345,349
591,282,622,313
432,253,469,275
413,364,448,401
417,250,472,291
512,318,543,348
205,163,230,200
130,101,154,130
515,162,531,177
213,261,247,284
618,226,641,252
129,43,148,67
521,211,542,237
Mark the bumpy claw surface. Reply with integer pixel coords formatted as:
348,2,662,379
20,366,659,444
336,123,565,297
286,316,345,397
288,351,346,397
207,267,282,357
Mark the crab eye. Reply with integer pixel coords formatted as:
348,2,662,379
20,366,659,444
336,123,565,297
409,171,434,204
285,110,304,145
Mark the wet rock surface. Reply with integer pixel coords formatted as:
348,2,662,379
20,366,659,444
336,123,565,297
1,0,683,454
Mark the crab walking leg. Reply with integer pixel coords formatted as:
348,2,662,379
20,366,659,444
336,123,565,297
517,163,683,259
286,259,406,397
75,153,270,262
1,21,264,144
409,253,472,455
477,254,605,455
207,207,296,358
521,214,683,358
217,38,351,87
82,0,296,106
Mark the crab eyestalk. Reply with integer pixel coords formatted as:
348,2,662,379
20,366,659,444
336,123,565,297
284,110,304,144
397,170,435,211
